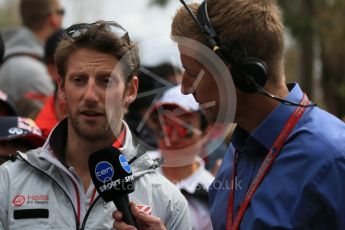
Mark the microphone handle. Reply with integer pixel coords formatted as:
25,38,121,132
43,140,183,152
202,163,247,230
113,195,139,228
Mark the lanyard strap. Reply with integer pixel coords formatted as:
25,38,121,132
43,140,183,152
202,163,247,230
226,94,309,230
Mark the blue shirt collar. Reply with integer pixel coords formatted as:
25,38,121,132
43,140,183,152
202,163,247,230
232,83,305,156
251,83,304,150
231,126,267,157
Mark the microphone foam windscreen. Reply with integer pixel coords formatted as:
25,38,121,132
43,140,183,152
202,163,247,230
89,146,135,202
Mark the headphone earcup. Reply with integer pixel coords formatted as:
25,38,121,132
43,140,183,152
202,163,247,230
231,57,268,93
196,1,268,93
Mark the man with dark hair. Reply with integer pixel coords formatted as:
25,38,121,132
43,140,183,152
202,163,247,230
0,20,190,230
0,0,64,101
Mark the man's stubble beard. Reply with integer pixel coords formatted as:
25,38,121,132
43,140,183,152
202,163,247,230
69,110,114,142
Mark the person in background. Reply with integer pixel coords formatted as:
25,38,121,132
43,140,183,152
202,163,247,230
35,86,67,137
35,29,67,137
44,28,65,82
0,0,64,102
150,85,214,230
14,94,45,119
126,61,185,148
125,66,160,147
148,62,183,85
0,116,45,165
125,62,183,148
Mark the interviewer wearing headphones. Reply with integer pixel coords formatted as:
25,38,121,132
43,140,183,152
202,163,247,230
113,0,345,229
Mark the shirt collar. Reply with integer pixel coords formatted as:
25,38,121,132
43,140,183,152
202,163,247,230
231,126,267,157
251,83,304,150
231,83,305,156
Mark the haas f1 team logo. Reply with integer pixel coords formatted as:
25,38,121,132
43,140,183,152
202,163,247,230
12,194,49,207
12,195,26,207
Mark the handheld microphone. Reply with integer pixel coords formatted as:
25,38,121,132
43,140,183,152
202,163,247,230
88,146,139,228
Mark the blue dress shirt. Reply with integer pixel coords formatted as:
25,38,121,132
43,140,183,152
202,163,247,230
209,83,345,229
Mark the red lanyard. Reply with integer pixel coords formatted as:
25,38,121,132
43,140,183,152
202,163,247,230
226,94,309,230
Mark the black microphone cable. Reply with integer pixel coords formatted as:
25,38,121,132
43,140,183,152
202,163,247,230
235,67,317,108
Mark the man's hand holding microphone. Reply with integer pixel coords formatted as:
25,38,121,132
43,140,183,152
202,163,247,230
112,202,167,230
88,146,166,230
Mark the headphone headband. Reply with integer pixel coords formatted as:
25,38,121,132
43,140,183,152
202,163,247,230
196,1,232,65
179,0,316,107
194,1,268,93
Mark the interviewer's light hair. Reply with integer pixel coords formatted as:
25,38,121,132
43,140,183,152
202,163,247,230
171,0,285,85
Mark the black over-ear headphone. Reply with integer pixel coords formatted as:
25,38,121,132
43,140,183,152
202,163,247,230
179,0,317,107
196,1,268,93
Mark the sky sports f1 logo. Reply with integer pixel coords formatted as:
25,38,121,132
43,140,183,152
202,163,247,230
95,161,114,182
119,154,131,173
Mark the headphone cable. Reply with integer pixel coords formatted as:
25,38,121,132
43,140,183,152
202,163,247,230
249,75,317,108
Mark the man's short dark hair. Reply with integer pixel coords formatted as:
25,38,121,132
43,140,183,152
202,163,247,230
55,21,140,82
